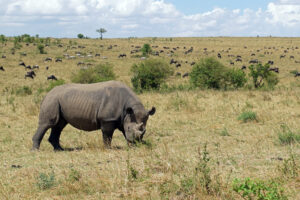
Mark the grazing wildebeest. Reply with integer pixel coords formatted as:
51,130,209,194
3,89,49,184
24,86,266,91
176,72,181,76
280,55,285,59
118,54,126,58
2,55,6,58
47,75,58,81
182,72,189,78
25,71,36,79
32,65,39,69
46,66,49,70
251,53,256,56
95,53,100,57
31,81,156,151
295,72,300,77
25,65,32,70
230,61,234,65
249,59,259,64
236,58,242,62
176,63,181,68
269,67,279,73
290,55,295,59
217,53,222,59
0,66,4,71
170,59,177,65
45,57,52,62
190,62,196,66
268,60,274,65
19,61,26,67
55,58,62,62
241,65,247,70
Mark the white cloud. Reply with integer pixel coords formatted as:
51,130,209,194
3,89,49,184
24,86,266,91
1,0,300,37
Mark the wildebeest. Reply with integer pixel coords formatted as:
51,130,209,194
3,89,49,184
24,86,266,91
176,63,181,68
241,65,247,70
31,81,156,151
46,66,49,70
0,66,4,71
47,75,58,80
19,61,26,67
25,71,36,79
95,53,100,57
182,72,189,78
170,59,177,64
2,55,6,58
217,53,222,59
236,58,242,62
118,54,126,58
55,58,62,62
268,60,274,65
294,72,300,77
280,55,285,59
249,59,259,64
45,57,52,62
269,67,279,73
32,65,39,69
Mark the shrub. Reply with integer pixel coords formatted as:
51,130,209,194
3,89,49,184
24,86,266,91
15,86,32,96
238,111,257,123
141,43,152,56
77,33,84,39
277,125,300,145
36,172,56,190
190,57,246,90
190,58,227,89
248,63,279,89
225,68,247,89
37,44,46,54
46,79,65,92
72,63,116,84
233,178,287,200
131,59,173,92
68,168,81,182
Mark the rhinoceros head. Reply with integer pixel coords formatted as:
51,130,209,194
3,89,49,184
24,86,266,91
124,106,155,143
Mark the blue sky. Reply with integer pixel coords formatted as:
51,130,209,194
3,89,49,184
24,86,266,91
0,0,300,38
166,0,272,14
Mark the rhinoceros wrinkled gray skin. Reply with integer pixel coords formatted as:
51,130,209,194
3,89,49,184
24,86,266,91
32,80,155,151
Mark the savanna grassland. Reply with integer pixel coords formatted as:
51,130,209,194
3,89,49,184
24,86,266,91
0,37,299,199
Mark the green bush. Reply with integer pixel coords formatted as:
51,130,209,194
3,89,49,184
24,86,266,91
72,63,116,84
141,43,152,56
37,44,46,54
46,79,65,92
131,59,173,92
277,125,300,145
36,172,56,190
249,63,279,89
238,111,257,123
190,57,246,90
233,178,287,200
225,68,247,89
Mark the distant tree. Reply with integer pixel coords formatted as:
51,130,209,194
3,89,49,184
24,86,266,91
77,33,84,39
96,28,107,40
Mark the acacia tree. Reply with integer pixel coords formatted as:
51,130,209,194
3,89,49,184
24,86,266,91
96,28,107,40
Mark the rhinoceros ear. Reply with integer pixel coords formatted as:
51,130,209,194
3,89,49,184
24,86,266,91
126,107,134,115
148,107,156,116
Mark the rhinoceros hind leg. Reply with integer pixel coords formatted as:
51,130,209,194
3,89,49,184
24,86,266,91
48,119,67,151
32,124,50,151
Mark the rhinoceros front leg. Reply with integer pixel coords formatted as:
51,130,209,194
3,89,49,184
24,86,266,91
48,119,67,151
101,123,115,148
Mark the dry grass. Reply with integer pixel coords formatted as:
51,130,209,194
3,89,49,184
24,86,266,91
0,37,299,199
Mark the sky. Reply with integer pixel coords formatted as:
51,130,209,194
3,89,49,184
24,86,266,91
0,0,300,38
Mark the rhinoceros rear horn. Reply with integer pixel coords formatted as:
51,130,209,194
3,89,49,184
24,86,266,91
148,107,156,116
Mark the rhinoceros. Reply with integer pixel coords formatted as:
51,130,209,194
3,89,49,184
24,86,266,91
32,81,155,151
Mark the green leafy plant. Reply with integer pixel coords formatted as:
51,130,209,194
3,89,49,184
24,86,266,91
277,124,300,145
37,44,46,54
72,63,116,84
248,63,279,89
141,43,152,56
77,33,84,39
238,111,257,123
233,178,287,200
68,168,81,182
190,57,246,90
131,59,173,92
36,172,56,190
